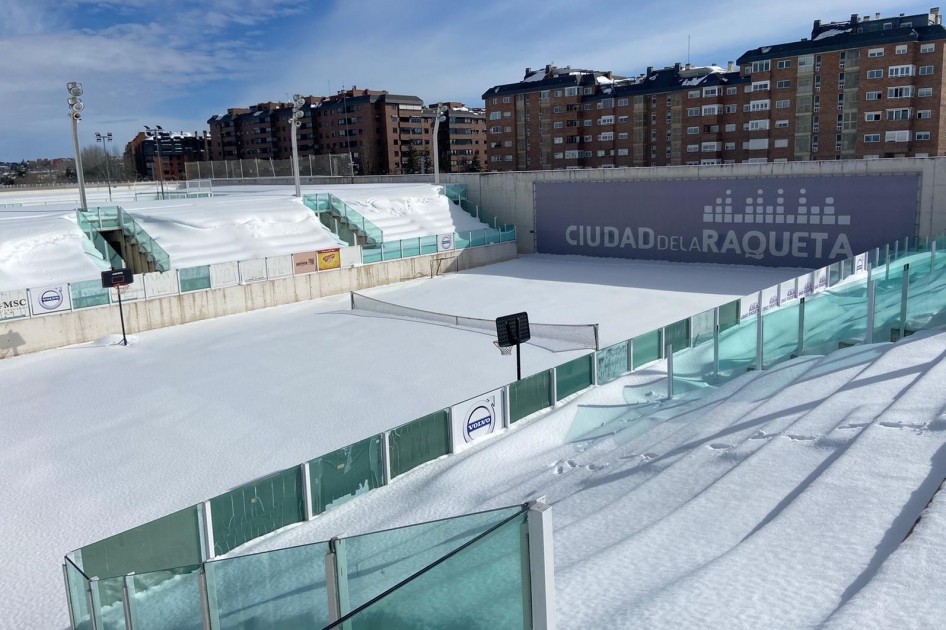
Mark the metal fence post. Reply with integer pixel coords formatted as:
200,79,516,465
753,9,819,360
713,307,720,379
202,501,216,560
755,295,764,371
121,574,137,630
503,384,512,429
550,366,558,405
302,462,314,521
526,501,556,630
590,350,598,386
88,578,102,630
62,564,77,630
885,244,891,281
199,563,221,630
325,538,352,629
381,431,392,485
932,240,937,268
797,297,806,356
666,344,673,399
626,338,634,375
866,280,876,345
899,262,910,340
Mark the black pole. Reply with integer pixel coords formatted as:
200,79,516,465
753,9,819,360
117,288,128,346
516,342,522,381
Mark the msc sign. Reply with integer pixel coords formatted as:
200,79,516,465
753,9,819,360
0,290,29,321
536,175,919,267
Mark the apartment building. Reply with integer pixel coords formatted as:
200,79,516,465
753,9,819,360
125,131,209,181
437,103,488,172
483,8,946,170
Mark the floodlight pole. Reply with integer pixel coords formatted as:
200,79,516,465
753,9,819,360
67,82,88,211
291,94,305,197
432,102,447,184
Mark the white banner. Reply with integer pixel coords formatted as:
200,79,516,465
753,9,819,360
28,284,72,316
340,245,362,268
854,253,868,276
0,289,29,321
760,285,779,313
239,258,267,284
798,272,815,298
778,279,798,306
265,255,293,279
143,271,179,299
450,388,505,452
739,293,760,321
813,267,828,294
438,233,455,252
210,262,239,288
110,279,145,303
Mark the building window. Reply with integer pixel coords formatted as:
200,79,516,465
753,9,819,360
864,111,881,121
889,65,916,78
896,45,908,55
598,115,614,125
917,131,932,140
748,100,771,111
618,115,629,123
554,90,563,97
747,138,769,150
866,91,882,100
618,132,629,140
726,86,738,95
752,80,770,92
687,126,700,135
564,87,578,96
918,109,932,119
774,139,789,148
725,123,736,132
540,90,549,99
553,121,563,129
725,141,736,150
723,104,736,114
489,111,502,120
775,120,789,128
864,134,880,143
584,135,592,142
702,105,722,115
688,90,700,99
553,152,564,159
490,126,501,133
748,119,770,131
921,43,936,53
584,120,592,127
504,155,513,161
504,140,512,147
798,55,814,69
866,69,883,79
584,88,594,95
703,86,721,97
886,108,913,120
687,108,700,116
777,80,792,89
885,130,911,142
888,86,915,99
868,48,884,58
598,98,614,109
598,132,614,141
584,104,593,111
751,60,771,73
776,99,791,108
687,144,699,152
920,65,934,75
919,87,934,97
553,137,563,144
502,96,511,103
616,148,628,156
777,59,792,69
618,98,629,106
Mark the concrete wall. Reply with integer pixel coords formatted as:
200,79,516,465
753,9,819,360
439,157,946,254
0,243,516,359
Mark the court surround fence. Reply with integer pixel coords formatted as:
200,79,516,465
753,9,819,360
185,155,354,181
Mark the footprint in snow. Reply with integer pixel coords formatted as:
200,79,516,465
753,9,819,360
707,443,735,451
551,459,579,475
786,434,819,442
749,430,776,440
640,452,660,461
880,421,928,431
586,463,610,472
838,423,871,430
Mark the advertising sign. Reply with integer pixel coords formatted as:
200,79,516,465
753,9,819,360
854,253,868,276
266,255,293,279
798,272,815,298
438,233,455,252
292,251,317,275
144,271,180,299
778,279,798,306
535,175,918,267
760,286,780,314
0,289,29,321
740,293,760,321
317,248,341,271
110,276,145,303
210,262,239,288
28,284,72,316
239,258,268,284
340,246,362,268
451,389,505,452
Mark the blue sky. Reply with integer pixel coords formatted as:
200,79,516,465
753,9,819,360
0,0,936,161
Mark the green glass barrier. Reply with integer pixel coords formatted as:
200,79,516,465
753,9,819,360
401,238,421,258
71,280,110,309
78,505,203,580
691,308,716,347
420,236,438,255
762,300,802,369
500,227,517,243
210,467,305,556
556,354,593,401
717,315,757,379
206,542,330,630
470,229,487,247
343,506,524,612
664,318,690,354
388,410,450,479
65,559,93,630
872,263,907,343
455,231,472,249
129,565,202,630
309,435,384,516
485,227,501,245
596,340,629,385
905,256,937,333
509,370,552,423
178,266,211,292
381,242,402,261
631,329,662,369
326,510,529,630
93,576,127,630
362,247,383,264
718,300,739,332
802,281,868,355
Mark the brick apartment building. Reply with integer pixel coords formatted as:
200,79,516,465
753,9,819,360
483,8,946,170
125,131,209,181
207,90,483,175
437,103,487,171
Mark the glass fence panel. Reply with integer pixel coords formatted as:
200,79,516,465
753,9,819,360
802,279,868,355
500,227,517,243
905,255,946,335
596,340,629,385
470,229,487,247
362,247,382,264
130,565,202,630
420,236,438,255
691,308,716,347
400,238,421,258
207,542,330,630
632,329,662,369
509,370,552,423
327,510,529,630
66,560,93,630
178,266,212,292
388,410,450,479
872,264,907,343
210,467,306,556
381,242,402,261
343,506,524,612
485,228,501,245
94,576,127,630
78,505,203,580
309,434,384,517
718,300,740,332
455,231,472,249
762,301,802,369
718,315,757,379
71,280,110,309
664,318,690,354
556,354,594,401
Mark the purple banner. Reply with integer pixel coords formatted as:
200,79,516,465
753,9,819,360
535,175,918,267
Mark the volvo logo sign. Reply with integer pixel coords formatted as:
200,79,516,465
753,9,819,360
40,289,64,310
464,401,495,443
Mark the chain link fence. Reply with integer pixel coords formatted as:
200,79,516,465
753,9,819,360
186,155,353,180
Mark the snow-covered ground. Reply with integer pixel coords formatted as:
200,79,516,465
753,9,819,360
0,255,792,630
0,213,111,291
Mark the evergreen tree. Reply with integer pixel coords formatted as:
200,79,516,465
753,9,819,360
469,154,483,172
404,144,421,174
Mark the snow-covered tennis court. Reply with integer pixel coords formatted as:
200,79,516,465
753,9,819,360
0,254,794,630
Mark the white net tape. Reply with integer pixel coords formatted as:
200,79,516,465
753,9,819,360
351,292,598,352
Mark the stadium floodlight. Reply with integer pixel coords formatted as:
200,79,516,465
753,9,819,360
95,132,114,202
67,82,88,210
290,94,305,197
432,102,449,184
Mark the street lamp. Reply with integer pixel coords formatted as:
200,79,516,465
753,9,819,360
67,82,88,210
144,125,167,200
432,103,448,184
95,132,113,202
290,95,305,197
